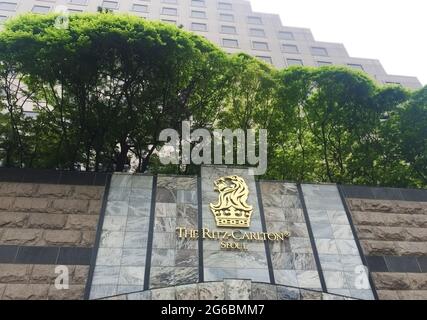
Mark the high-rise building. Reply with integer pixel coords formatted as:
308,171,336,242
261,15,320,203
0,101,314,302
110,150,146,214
0,0,422,89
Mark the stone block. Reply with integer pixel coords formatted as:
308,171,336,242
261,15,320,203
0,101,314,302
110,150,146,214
406,273,427,290
405,228,427,242
3,284,50,300
0,264,30,283
51,199,89,214
0,228,44,245
72,186,104,200
13,197,50,212
37,184,73,198
65,215,98,231
48,285,85,300
397,290,427,300
395,241,427,256
72,266,89,285
0,197,15,210
88,200,102,215
360,240,398,256
81,231,97,247
372,272,411,290
0,212,28,227
0,283,6,298
0,183,37,197
377,290,400,300
28,213,67,229
30,265,69,284
43,230,82,246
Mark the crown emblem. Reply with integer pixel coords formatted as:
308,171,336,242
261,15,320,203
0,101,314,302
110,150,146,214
209,175,253,228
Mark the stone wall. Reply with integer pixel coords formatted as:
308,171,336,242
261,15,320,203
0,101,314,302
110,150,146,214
0,176,106,300
344,187,427,300
100,280,354,300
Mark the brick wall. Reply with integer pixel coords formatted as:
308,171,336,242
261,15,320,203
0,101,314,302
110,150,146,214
343,187,427,300
0,180,105,300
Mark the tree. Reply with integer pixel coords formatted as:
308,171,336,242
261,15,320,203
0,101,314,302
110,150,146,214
0,12,229,172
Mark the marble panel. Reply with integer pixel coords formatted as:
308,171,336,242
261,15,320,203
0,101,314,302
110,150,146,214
131,175,153,189
121,248,147,266
119,266,145,286
224,279,251,300
277,286,300,300
92,266,120,285
198,282,225,300
296,270,322,289
105,201,129,216
251,283,278,300
176,284,199,300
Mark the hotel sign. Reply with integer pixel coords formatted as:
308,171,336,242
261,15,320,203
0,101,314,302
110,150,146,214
176,227,290,251
176,175,289,251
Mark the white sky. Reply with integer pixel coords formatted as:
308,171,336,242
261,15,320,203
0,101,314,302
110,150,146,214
250,0,427,85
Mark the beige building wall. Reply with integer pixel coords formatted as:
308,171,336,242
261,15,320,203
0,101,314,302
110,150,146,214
0,0,422,89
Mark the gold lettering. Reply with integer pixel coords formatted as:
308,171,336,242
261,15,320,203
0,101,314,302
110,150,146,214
176,227,188,239
275,233,285,241
203,228,214,239
232,230,244,240
267,233,277,241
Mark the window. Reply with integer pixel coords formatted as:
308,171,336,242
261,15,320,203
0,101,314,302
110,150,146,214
218,2,232,10
282,44,299,54
252,41,269,51
162,0,178,3
162,7,177,15
68,8,83,12
249,28,265,37
102,0,118,9
0,15,7,23
347,63,364,71
219,13,234,22
0,2,17,11
248,16,262,25
191,22,207,31
287,58,304,66
317,61,332,66
221,25,236,34
278,31,294,40
311,47,328,56
385,81,401,86
32,5,51,13
162,19,177,24
222,39,239,48
132,4,148,13
191,10,206,18
257,56,273,64
191,0,205,6
68,0,88,5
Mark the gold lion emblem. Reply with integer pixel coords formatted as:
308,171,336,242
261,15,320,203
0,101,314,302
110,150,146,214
209,175,253,228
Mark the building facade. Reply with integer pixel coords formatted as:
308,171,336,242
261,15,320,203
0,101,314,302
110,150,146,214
0,166,426,300
0,0,422,89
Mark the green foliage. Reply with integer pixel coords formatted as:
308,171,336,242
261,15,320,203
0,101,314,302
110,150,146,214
0,12,425,188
